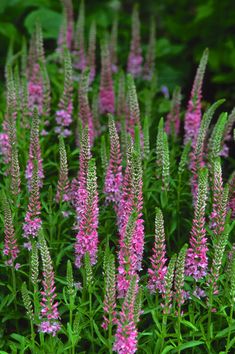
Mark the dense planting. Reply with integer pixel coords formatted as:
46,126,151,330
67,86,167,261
0,1,235,353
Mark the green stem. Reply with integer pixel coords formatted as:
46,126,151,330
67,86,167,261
225,305,234,353
207,285,213,352
108,313,113,354
177,307,182,353
89,291,94,353
11,266,17,311
30,320,35,352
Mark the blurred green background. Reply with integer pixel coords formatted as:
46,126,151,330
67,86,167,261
0,0,235,109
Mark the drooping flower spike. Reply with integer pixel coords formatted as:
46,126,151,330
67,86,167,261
104,114,123,208
162,254,177,315
99,38,115,114
74,158,99,268
148,208,168,294
127,5,143,78
184,48,209,147
55,49,73,137
38,231,61,336
174,244,188,309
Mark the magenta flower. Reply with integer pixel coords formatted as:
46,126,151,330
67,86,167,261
109,16,118,73
0,133,10,164
147,208,168,293
39,233,61,336
26,109,44,189
28,63,44,116
71,127,91,223
113,276,140,354
127,6,143,78
23,161,42,243
117,150,144,297
185,169,208,280
184,49,208,147
99,40,115,114
74,159,99,268
57,0,74,53
104,115,123,208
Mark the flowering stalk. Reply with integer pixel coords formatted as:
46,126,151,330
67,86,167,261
156,117,164,178
102,253,117,335
126,74,143,143
73,0,86,71
2,194,20,268
127,5,142,77
162,132,170,191
185,168,208,280
23,160,42,246
165,87,182,137
110,16,118,73
143,17,156,81
38,232,61,336
228,172,235,218
221,107,235,157
99,39,115,114
74,158,99,268
26,108,44,189
78,69,94,144
104,114,123,208
87,21,96,83
190,99,225,198
184,48,208,147
148,208,168,294
71,126,91,223
113,275,140,354
55,49,73,137
56,136,70,203
117,71,126,121
208,112,227,161
57,0,74,55
209,158,228,241
174,244,188,309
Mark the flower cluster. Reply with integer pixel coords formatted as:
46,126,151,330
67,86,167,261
104,114,123,208
74,158,99,268
148,208,168,293
38,233,61,336
185,169,208,280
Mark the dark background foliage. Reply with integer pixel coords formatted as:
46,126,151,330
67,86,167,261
0,0,235,110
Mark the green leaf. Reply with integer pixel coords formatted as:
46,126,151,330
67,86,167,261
161,345,174,354
181,320,199,331
24,8,62,39
172,341,204,353
0,22,17,38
